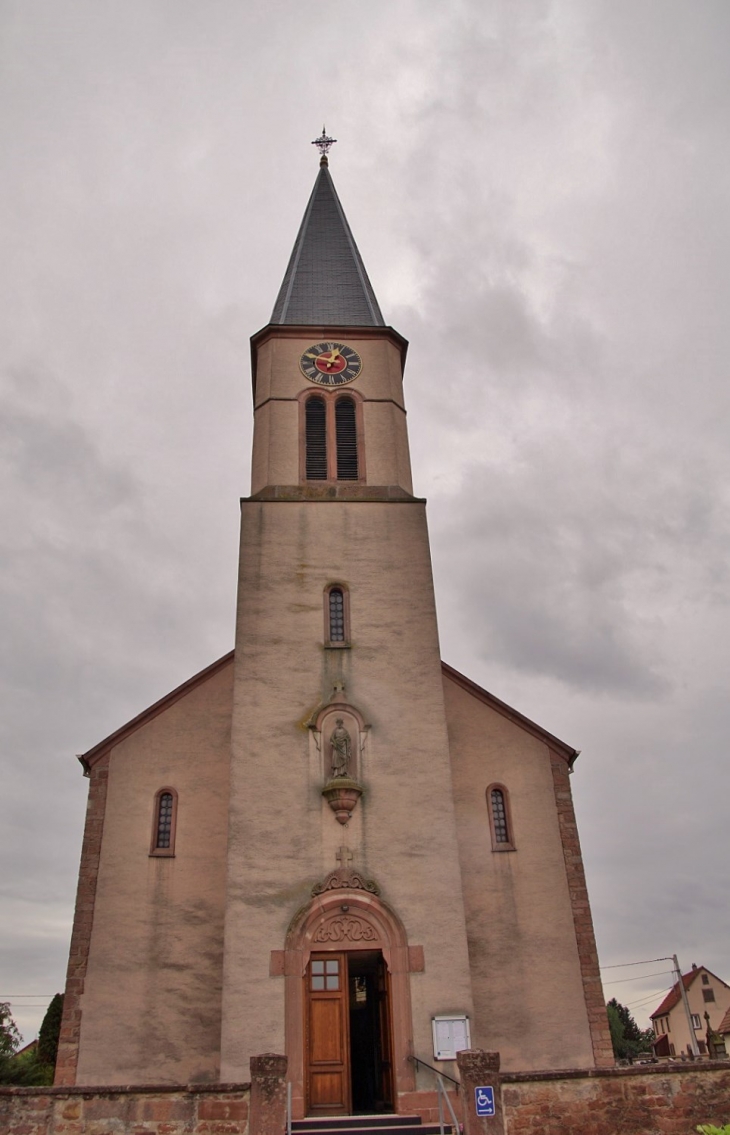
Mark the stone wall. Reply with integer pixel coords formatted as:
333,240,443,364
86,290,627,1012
0,1082,250,1135
502,1061,730,1134
4,1059,730,1135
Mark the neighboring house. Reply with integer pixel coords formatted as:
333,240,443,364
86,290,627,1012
651,964,730,1057
716,1005,730,1057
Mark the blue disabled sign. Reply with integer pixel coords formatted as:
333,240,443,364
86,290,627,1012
475,1086,495,1117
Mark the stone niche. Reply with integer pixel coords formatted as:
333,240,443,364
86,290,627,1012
314,703,367,825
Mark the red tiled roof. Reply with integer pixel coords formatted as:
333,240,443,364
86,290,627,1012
650,970,697,1019
650,966,730,1019
718,1006,730,1035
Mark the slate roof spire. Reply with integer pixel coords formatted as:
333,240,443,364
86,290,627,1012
271,135,385,327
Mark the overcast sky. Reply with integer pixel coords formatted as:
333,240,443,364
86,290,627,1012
1,0,729,1045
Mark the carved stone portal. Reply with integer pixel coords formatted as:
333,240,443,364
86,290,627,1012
313,916,379,943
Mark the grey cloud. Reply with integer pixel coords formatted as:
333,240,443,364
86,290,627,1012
2,0,729,1040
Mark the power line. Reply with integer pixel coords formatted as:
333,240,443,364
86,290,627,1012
599,971,672,989
625,987,672,1010
600,956,673,970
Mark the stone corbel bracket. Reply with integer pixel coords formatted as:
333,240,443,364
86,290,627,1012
321,776,364,825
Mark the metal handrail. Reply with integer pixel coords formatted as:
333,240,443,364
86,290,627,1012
408,1056,461,1135
436,1074,461,1135
408,1053,460,1086
286,1081,292,1135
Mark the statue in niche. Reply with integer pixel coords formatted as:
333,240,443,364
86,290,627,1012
329,719,352,778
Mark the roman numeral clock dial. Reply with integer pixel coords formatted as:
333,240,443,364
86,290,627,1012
300,342,363,386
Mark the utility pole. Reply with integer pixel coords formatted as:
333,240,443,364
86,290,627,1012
673,954,700,1057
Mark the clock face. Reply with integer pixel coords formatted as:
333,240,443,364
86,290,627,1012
300,342,362,386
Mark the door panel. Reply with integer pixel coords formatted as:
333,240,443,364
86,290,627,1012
376,956,394,1109
310,999,344,1063
306,953,350,1115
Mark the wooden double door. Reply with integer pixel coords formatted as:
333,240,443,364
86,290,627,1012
306,949,394,1116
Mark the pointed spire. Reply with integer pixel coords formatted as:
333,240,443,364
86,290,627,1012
271,138,385,327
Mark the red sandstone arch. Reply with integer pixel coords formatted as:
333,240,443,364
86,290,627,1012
281,889,417,1116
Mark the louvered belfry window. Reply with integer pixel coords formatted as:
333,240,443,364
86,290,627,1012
156,793,174,849
329,588,345,642
490,789,509,843
335,397,358,480
305,396,328,480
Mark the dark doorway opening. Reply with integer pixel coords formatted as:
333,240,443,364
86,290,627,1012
348,951,393,1114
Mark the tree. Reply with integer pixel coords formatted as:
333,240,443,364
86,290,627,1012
0,1002,22,1083
37,993,64,1069
606,998,655,1062
0,998,58,1086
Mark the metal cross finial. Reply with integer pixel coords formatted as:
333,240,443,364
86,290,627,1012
312,125,337,165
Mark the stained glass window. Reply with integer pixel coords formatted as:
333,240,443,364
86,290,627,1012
490,788,509,844
156,792,174,849
329,588,345,642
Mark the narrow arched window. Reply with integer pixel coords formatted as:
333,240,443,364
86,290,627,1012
305,396,328,480
487,784,515,851
324,584,350,647
156,793,174,847
150,788,178,856
335,397,358,480
329,588,345,642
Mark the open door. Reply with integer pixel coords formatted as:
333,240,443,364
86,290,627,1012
306,953,350,1115
307,950,394,1116
375,953,394,1110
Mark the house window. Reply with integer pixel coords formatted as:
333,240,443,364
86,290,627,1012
702,974,710,985
300,390,364,483
486,784,515,851
150,788,178,857
324,584,350,647
691,1014,701,1029
305,396,328,480
703,988,715,1003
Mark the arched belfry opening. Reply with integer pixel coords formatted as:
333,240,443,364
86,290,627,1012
279,887,419,1118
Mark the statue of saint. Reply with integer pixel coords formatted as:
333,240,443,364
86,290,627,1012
329,719,352,778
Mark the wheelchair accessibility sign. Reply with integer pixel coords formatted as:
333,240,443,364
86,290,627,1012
475,1086,495,1117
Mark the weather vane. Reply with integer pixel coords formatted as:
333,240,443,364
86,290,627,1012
312,125,337,165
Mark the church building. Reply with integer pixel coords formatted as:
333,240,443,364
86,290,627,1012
55,134,613,1116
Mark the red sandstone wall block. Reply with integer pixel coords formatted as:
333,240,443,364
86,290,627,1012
503,1063,730,1134
0,1086,250,1135
198,1098,249,1121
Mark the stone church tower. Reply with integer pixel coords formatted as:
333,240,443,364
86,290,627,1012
55,141,613,1114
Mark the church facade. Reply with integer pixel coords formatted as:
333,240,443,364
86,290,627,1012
55,145,613,1115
